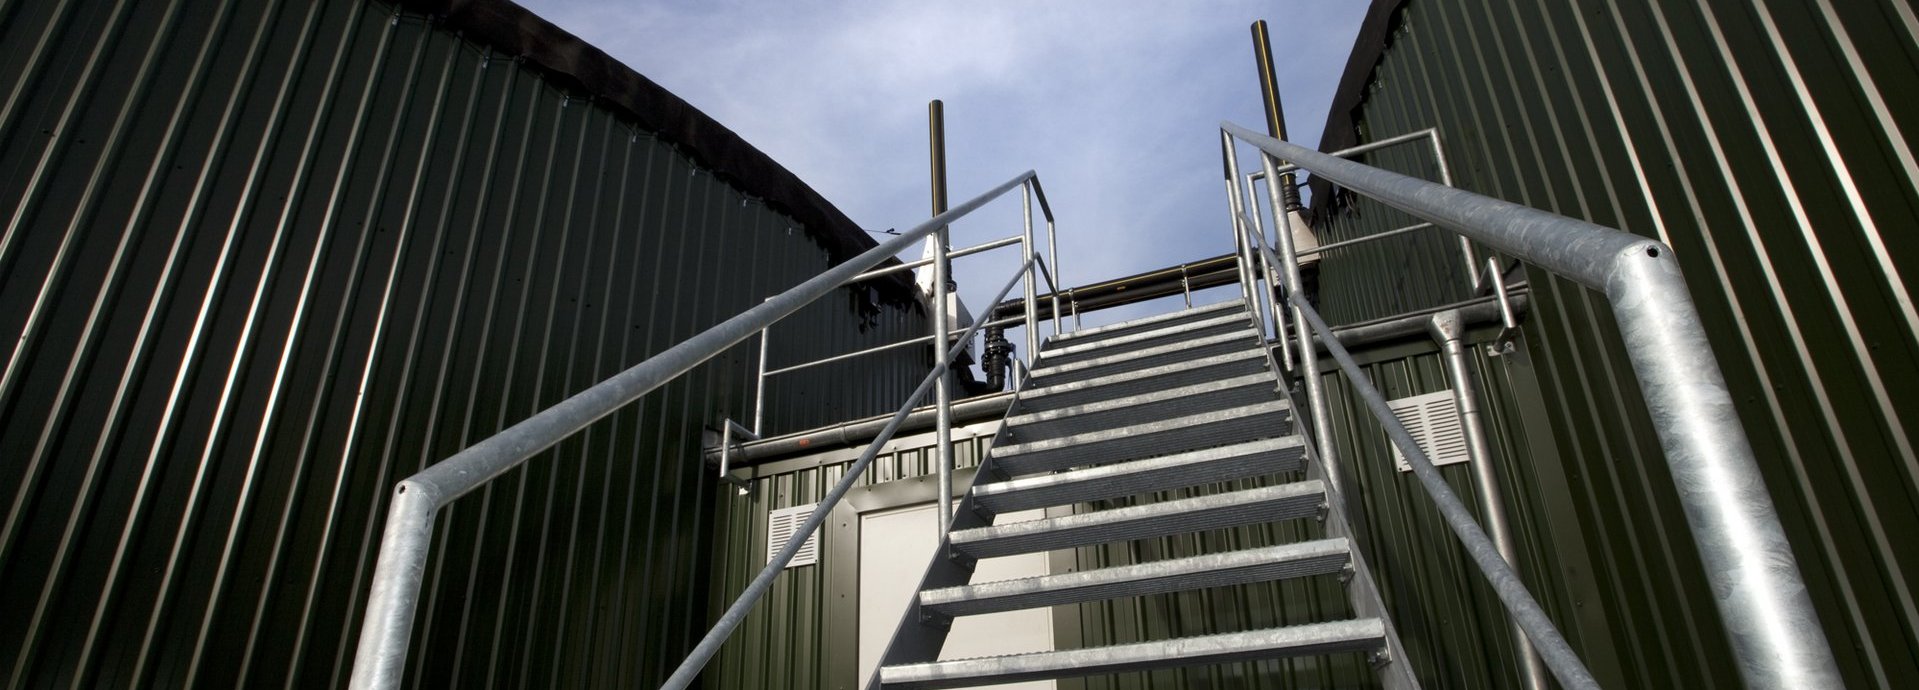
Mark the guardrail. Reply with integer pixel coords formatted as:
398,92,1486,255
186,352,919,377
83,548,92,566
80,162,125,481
1220,120,1841,689
347,171,1061,690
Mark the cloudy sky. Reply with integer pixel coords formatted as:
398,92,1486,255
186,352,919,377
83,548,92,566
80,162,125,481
516,1,1369,328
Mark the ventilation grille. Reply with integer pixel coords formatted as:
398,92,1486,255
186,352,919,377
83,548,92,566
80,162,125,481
1385,390,1471,472
767,504,821,568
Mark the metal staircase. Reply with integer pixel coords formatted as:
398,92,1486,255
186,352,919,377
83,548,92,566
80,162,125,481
871,298,1416,689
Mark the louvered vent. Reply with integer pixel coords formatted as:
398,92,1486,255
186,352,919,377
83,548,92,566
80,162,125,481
767,504,820,568
1385,390,1471,472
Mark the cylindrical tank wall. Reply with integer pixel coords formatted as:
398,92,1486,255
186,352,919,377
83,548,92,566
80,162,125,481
0,1,925,686
1316,0,1919,687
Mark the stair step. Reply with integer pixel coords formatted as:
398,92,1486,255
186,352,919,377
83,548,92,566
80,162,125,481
949,480,1325,560
1029,330,1255,387
1048,299,1246,348
973,436,1305,515
1004,372,1280,442
1016,349,1269,412
878,619,1386,689
1037,312,1252,367
921,539,1352,618
993,400,1289,477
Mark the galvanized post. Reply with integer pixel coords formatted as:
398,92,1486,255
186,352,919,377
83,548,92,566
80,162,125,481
1021,183,1039,358
1429,309,1547,690
1221,133,1258,307
1259,152,1342,486
1046,217,1061,336
753,328,769,434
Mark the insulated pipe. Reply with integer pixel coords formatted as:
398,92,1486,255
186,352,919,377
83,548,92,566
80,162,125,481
1429,310,1547,690
1224,120,1841,689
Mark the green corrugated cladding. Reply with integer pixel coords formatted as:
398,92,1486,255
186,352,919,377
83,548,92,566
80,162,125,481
0,0,926,686
1313,0,1918,687
705,435,996,690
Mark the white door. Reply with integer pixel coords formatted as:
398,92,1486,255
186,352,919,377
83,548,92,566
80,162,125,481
857,504,1055,689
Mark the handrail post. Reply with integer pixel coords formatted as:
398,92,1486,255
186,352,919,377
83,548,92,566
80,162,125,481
1259,150,1342,479
1045,216,1061,335
753,328,769,434
1429,309,1547,690
1220,132,1257,308
1021,183,1039,357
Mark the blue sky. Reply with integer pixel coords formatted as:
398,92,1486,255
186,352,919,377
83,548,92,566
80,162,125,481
515,1,1369,329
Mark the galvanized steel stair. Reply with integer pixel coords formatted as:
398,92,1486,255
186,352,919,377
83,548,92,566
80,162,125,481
869,299,1418,689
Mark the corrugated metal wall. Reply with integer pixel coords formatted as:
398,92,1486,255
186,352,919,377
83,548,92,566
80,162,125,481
1314,334,1624,689
1313,0,1919,687
705,434,995,690
0,0,925,687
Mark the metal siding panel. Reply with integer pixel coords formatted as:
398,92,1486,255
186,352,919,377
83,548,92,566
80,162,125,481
1320,0,1919,687
0,0,927,686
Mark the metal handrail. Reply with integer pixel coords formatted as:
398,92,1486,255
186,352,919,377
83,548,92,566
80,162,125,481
849,233,1024,283
661,256,1035,690
1287,285,1600,690
1222,120,1841,688
347,171,1043,690
1239,213,1597,688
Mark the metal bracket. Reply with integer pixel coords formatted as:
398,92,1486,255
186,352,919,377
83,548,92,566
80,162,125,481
918,607,953,630
716,419,760,493
944,546,978,573
1482,256,1521,357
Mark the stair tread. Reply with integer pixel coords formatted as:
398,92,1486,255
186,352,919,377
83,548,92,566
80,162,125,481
1005,372,1277,429
992,399,1290,476
1047,299,1245,344
973,436,1306,514
1041,312,1251,360
1030,330,1252,379
878,618,1385,689
1017,349,1268,405
950,480,1326,559
921,538,1351,618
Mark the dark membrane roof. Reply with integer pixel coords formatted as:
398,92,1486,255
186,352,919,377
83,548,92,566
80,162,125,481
392,0,917,302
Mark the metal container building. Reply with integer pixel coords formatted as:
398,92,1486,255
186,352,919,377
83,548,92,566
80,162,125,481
0,0,928,686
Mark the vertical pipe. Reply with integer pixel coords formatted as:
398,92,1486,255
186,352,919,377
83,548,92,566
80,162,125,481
1045,218,1061,335
1021,184,1038,358
1429,310,1548,690
928,100,954,535
753,329,769,434
1251,20,1305,214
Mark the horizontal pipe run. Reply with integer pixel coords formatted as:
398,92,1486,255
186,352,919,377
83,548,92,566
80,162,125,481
761,316,1027,377
1299,222,1435,257
707,392,1016,467
1289,293,1601,690
1289,292,1530,353
849,234,1024,283
349,170,1039,690
990,253,1241,321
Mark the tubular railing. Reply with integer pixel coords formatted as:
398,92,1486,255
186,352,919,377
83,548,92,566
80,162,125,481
347,170,1061,690
1221,121,1842,689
